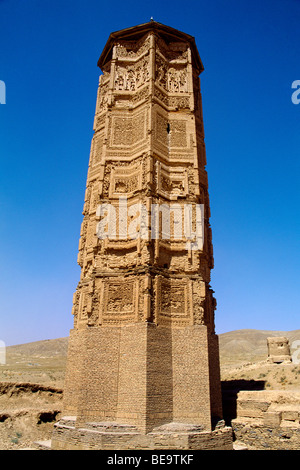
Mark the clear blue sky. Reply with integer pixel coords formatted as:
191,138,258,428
0,0,299,345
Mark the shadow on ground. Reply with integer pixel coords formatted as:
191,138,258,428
221,379,266,425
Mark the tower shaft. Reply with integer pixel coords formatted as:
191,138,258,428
53,23,229,450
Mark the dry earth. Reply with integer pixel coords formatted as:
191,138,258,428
0,329,299,450
0,338,66,449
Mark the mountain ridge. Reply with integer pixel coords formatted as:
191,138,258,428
5,328,300,365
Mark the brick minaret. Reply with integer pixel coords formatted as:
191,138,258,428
52,21,232,450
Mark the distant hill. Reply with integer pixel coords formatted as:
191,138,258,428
5,329,300,367
6,337,69,358
218,329,300,366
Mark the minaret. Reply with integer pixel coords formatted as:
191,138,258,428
52,21,232,450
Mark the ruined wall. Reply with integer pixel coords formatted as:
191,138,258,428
224,389,300,450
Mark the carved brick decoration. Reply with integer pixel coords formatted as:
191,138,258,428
155,276,192,327
52,21,232,451
100,277,139,324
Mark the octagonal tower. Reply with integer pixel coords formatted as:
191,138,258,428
52,21,232,450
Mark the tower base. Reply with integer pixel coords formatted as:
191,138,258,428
51,417,233,450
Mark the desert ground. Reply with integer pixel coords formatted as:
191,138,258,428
0,329,299,450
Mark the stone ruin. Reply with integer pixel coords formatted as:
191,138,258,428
267,337,292,364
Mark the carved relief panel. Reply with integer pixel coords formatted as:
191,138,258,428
96,76,110,114
114,55,150,92
75,281,94,326
115,34,151,60
102,157,145,198
109,161,142,198
91,130,105,167
156,54,188,94
100,277,139,324
155,276,192,326
156,161,188,200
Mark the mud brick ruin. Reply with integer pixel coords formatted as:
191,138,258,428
267,337,291,364
51,21,233,450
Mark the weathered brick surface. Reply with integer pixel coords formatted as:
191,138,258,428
52,418,233,450
61,324,218,433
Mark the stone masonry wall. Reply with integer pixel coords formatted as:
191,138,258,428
224,389,300,450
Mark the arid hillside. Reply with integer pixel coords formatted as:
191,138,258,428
0,338,68,388
219,329,300,368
